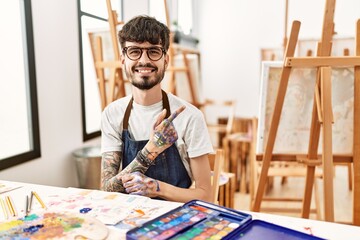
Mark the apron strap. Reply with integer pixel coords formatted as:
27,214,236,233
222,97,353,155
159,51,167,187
162,90,171,118
123,90,171,130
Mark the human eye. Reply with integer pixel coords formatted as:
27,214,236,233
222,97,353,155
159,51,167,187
127,47,141,57
148,48,162,57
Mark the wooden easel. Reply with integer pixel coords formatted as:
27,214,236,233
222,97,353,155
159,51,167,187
88,0,127,110
252,0,360,225
105,0,126,99
88,33,123,110
163,0,201,107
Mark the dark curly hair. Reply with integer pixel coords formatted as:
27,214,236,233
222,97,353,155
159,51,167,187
118,15,170,52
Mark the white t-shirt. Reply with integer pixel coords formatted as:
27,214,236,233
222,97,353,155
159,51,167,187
100,92,214,179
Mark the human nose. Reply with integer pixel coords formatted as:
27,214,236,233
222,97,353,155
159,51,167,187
137,49,150,62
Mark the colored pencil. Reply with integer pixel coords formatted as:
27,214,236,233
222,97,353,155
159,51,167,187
25,195,29,216
28,191,34,212
32,191,47,209
5,196,16,217
0,197,8,219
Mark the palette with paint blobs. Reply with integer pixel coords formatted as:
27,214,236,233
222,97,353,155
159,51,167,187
0,211,108,240
126,200,325,240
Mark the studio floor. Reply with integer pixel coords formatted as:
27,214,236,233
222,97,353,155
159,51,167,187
233,165,353,224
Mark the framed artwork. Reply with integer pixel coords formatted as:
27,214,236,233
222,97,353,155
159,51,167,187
257,61,354,155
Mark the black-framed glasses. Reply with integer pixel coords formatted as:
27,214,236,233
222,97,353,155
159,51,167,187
122,46,166,61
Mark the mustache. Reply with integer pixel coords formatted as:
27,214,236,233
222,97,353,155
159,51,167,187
134,63,157,69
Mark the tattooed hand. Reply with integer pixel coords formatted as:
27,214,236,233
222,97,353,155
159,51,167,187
151,106,186,148
122,172,160,197
139,105,185,163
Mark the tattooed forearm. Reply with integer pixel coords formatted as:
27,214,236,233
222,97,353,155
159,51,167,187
101,151,151,193
122,158,148,174
101,151,125,192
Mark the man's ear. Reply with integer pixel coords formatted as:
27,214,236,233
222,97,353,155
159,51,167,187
121,54,125,65
164,54,169,69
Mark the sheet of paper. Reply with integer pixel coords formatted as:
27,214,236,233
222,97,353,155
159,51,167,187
0,181,22,194
45,188,147,225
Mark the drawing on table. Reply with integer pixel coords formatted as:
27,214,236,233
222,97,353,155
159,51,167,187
45,188,180,226
46,189,144,225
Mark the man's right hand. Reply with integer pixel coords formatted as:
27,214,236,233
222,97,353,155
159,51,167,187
143,106,186,160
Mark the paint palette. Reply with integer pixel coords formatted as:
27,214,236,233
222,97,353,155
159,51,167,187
0,211,109,239
126,200,325,240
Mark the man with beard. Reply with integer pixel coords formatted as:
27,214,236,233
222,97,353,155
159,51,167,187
100,15,213,202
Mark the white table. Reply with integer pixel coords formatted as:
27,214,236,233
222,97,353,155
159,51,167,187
1,180,360,239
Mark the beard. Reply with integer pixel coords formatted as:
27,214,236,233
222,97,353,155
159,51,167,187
125,63,166,90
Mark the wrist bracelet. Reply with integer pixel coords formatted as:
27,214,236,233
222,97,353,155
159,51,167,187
136,150,155,168
143,147,157,160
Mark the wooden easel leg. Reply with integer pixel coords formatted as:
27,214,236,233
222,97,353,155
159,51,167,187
302,69,322,218
314,178,322,220
249,118,258,209
353,19,360,226
182,52,197,106
93,36,107,109
108,68,116,103
167,70,176,94
302,166,316,218
321,67,335,222
252,21,301,212
115,68,126,98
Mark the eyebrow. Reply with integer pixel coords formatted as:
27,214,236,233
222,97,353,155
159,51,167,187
127,46,162,48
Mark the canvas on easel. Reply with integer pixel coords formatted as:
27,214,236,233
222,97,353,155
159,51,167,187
257,61,354,155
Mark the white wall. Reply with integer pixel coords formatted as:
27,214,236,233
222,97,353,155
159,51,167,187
198,0,284,117
1,0,360,187
1,0,100,187
197,0,360,117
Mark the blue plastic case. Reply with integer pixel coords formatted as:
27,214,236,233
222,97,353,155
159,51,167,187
126,200,325,240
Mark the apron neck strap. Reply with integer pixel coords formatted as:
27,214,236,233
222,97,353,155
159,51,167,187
123,90,170,130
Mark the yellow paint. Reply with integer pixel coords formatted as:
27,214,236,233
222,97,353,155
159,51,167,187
0,220,23,231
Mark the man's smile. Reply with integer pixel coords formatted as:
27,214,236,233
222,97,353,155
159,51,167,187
135,68,155,73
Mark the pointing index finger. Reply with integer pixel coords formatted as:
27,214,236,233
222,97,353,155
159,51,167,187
167,105,186,123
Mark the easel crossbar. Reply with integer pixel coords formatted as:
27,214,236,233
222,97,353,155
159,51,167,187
285,56,360,67
256,153,353,163
95,61,122,68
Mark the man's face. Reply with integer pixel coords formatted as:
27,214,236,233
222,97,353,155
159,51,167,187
121,42,168,90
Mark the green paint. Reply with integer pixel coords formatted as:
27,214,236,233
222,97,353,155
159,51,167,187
24,213,39,221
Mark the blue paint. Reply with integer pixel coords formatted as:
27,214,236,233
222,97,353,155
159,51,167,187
23,224,44,234
79,207,92,213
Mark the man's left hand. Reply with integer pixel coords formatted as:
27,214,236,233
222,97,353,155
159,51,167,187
122,172,160,197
